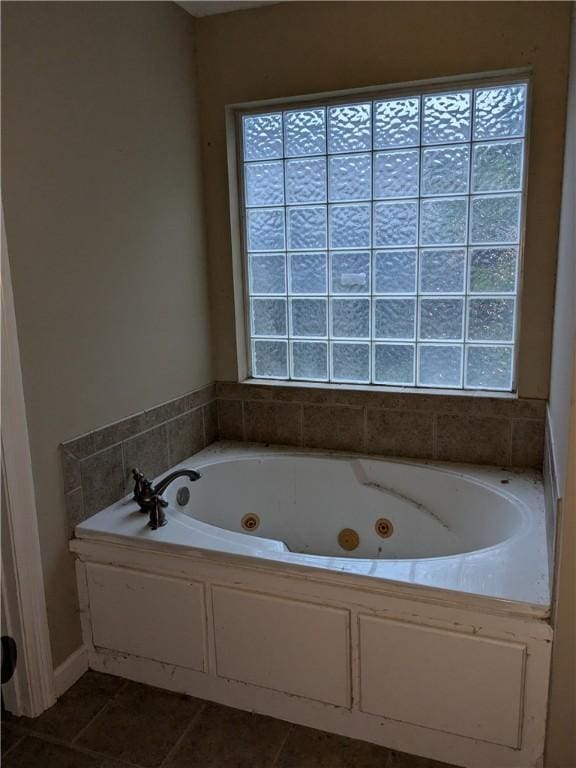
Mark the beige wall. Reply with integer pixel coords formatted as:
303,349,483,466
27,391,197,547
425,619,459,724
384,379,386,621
2,1,212,665
195,1,571,398
546,7,576,768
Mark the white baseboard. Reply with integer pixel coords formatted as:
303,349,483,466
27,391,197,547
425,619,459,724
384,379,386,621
53,644,88,698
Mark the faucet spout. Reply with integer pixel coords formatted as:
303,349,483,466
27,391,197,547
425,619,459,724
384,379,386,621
131,467,201,529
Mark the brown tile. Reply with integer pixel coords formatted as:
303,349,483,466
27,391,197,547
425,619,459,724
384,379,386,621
80,445,125,517
217,399,244,440
277,725,390,768
203,401,218,445
365,410,434,459
65,487,85,532
143,393,193,430
92,413,147,453
2,736,101,768
302,405,364,452
187,383,216,410
61,449,81,493
75,681,203,768
167,410,204,466
61,432,95,460
436,415,512,466
244,401,301,446
387,749,459,767
165,702,289,768
511,419,545,468
7,671,124,742
1,723,23,756
122,425,170,488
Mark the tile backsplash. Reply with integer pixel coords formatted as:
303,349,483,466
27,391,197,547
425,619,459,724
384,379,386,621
62,380,545,531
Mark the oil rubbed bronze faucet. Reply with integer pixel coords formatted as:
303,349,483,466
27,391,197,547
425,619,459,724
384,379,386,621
132,467,201,529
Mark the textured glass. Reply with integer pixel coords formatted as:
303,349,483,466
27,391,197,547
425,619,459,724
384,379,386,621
471,141,523,193
289,252,327,294
287,207,327,250
247,208,285,251
470,195,520,244
419,298,464,340
418,345,463,388
329,204,371,249
373,250,417,294
331,342,370,382
331,298,370,338
290,298,327,338
420,198,468,246
374,98,420,149
284,108,326,156
419,249,466,294
466,345,513,390
285,158,327,204
251,298,287,337
374,344,415,385
328,104,371,153
373,201,418,247
331,251,370,294
243,113,283,161
474,85,527,140
421,145,470,196
469,247,517,293
253,340,288,378
422,92,471,145
292,341,328,380
374,298,416,340
245,161,284,207
249,253,286,294
329,154,371,201
373,150,419,199
467,298,515,342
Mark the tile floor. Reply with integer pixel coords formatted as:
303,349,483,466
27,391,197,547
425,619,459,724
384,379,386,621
1,671,458,768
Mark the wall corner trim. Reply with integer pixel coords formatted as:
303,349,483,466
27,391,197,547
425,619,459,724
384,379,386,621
53,645,89,699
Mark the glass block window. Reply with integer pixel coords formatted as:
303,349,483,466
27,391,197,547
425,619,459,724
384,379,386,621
240,80,527,390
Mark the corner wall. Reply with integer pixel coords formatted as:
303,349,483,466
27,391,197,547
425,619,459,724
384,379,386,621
1,1,212,666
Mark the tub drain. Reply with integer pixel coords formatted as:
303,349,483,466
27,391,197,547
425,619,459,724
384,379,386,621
241,513,260,531
338,528,359,551
375,518,394,538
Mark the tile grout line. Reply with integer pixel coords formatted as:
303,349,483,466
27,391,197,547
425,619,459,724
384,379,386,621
269,722,293,768
158,701,206,768
69,680,129,748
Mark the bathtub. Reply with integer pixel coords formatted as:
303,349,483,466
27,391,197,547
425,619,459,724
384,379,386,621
71,442,553,768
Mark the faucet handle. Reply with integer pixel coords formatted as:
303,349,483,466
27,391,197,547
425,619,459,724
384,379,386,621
132,468,150,505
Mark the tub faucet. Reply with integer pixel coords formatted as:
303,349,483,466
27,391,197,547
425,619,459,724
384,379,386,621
131,468,201,530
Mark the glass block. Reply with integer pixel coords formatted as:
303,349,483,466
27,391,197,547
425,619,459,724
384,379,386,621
331,298,370,339
292,341,328,380
374,298,416,340
248,253,286,295
421,145,470,196
331,342,370,383
469,247,517,293
243,113,283,161
245,161,284,207
373,150,419,199
289,252,327,294
329,204,371,249
328,103,371,153
418,344,463,388
474,84,527,140
285,158,327,204
284,108,326,157
253,339,288,378
374,344,415,385
419,298,464,340
329,154,371,202
374,97,420,149
467,298,515,342
373,250,417,294
465,345,513,390
373,201,418,247
470,195,520,244
287,206,327,250
251,298,287,337
422,91,471,145
420,198,468,246
471,141,523,193
247,208,285,251
419,249,466,294
290,298,327,338
331,251,370,294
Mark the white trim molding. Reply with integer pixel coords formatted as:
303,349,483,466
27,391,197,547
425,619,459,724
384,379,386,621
53,645,88,699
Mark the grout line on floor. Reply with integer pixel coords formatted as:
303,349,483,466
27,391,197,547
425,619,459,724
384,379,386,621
270,722,293,768
158,701,206,768
69,699,114,747
1,730,25,759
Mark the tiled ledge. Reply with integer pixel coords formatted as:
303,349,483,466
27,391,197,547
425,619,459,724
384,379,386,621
60,384,216,530
216,380,545,470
